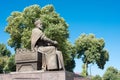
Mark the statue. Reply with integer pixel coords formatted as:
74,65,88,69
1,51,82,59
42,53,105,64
31,19,64,71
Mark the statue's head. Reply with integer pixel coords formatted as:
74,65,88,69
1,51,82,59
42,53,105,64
34,19,43,29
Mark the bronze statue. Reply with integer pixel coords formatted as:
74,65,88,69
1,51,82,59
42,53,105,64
31,19,64,71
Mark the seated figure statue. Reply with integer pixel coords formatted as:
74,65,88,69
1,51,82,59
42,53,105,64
31,19,64,71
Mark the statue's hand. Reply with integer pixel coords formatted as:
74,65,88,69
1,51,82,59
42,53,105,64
53,41,58,45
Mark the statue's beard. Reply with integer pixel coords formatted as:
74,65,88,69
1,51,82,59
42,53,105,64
37,26,43,30
39,27,43,30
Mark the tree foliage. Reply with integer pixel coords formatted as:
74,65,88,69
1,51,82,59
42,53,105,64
75,34,109,75
0,43,11,57
3,55,16,73
0,56,8,73
5,4,75,71
103,66,120,80
92,75,102,80
0,43,15,73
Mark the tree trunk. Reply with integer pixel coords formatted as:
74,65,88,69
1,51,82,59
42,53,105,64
85,62,88,76
81,63,88,77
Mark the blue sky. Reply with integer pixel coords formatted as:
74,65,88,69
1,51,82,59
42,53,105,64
0,0,120,76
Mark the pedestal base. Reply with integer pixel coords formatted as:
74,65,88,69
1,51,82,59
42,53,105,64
0,71,74,80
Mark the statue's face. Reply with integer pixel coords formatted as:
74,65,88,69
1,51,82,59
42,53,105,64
35,20,43,29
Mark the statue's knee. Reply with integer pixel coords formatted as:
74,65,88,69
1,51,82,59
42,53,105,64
50,46,56,50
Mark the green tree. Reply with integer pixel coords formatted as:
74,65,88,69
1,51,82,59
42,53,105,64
5,4,75,71
92,75,102,80
0,43,11,57
75,34,109,76
103,66,119,80
4,55,16,73
0,56,8,73
0,43,12,73
117,71,120,80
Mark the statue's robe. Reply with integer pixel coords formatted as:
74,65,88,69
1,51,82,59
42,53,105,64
31,28,63,70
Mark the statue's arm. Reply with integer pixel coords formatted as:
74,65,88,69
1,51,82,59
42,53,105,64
41,33,57,45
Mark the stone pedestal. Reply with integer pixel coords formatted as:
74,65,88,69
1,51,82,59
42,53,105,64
15,49,42,71
6,49,74,80
0,71,74,80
